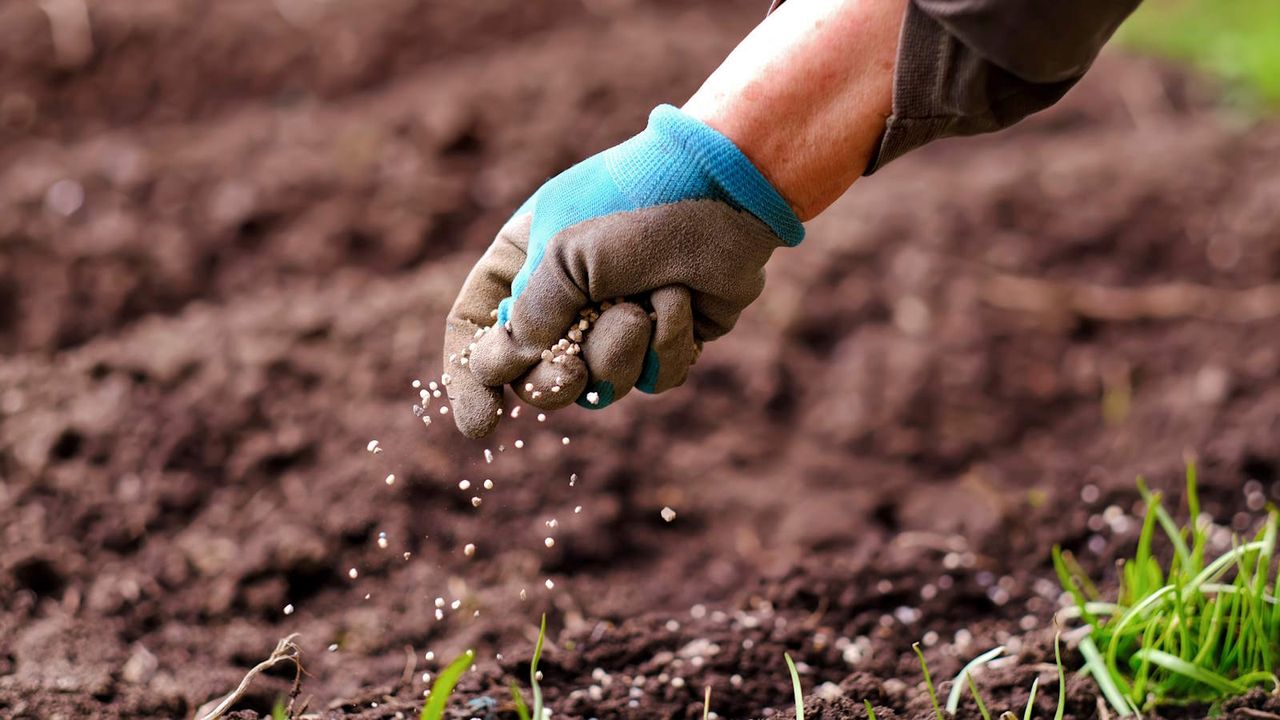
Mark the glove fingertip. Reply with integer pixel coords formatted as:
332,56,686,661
449,385,503,439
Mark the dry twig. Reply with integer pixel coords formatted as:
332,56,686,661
193,634,303,720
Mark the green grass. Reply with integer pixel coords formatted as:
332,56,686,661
1055,464,1280,714
1118,0,1280,104
510,613,548,720
784,653,805,720
420,649,475,720
914,637,1066,720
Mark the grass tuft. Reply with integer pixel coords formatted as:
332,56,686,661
1055,463,1280,713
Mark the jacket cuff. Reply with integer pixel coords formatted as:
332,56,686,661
649,105,805,247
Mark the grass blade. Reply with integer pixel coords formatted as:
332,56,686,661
509,681,531,720
1133,649,1244,695
785,653,805,720
531,613,547,720
1079,636,1134,717
420,650,475,720
1022,676,1040,720
966,674,993,720
913,642,945,720
945,646,1005,715
864,700,878,720
1053,635,1066,720
703,686,712,720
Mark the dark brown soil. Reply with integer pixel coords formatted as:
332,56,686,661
2,2,1279,719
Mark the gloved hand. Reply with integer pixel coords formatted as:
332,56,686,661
443,105,804,438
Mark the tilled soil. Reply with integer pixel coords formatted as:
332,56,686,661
2,2,1279,719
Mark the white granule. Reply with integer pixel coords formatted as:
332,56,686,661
385,474,396,486
545,579,555,590
283,604,294,615
660,507,677,522
348,567,359,579
412,380,421,388
544,537,555,548
514,440,524,449
366,440,381,453
459,479,471,490
483,479,494,490
586,392,599,405
463,543,476,557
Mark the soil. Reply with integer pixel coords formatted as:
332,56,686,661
2,2,1279,719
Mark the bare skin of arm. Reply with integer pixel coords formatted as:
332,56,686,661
683,0,907,221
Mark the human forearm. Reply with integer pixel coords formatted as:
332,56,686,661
683,0,907,221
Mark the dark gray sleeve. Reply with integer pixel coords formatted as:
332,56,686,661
769,0,1141,173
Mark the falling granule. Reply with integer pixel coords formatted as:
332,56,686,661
283,604,295,615
421,672,432,683
471,496,482,507
441,373,451,385
463,543,476,557
432,389,442,398
428,381,438,391
514,440,524,449
363,593,371,601
544,579,555,590
377,532,389,549
328,643,339,652
420,389,430,402
574,506,582,514
483,479,494,490
348,567,359,579
545,519,558,528
385,473,396,486
561,436,570,445
366,440,381,454
459,479,471,490
439,406,449,415
537,413,546,422
544,537,555,548
484,449,494,464
424,651,435,661
569,473,578,486
524,383,534,392
435,597,445,608
412,380,422,389
510,406,521,419
519,588,528,601
421,416,431,427
435,608,444,620
450,599,461,610
586,391,600,405
660,506,677,522
403,552,412,560
473,610,480,618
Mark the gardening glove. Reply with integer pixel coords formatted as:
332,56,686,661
443,104,804,438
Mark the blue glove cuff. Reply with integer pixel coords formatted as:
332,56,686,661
606,105,805,247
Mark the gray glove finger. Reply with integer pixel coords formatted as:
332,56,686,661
512,353,589,410
469,260,586,388
580,301,652,406
636,284,698,394
442,216,529,438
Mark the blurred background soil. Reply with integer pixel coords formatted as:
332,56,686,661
1,0,1278,718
